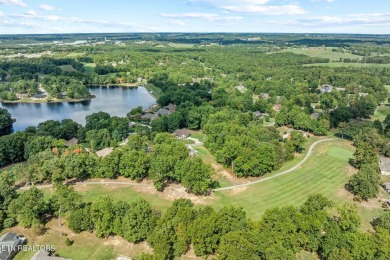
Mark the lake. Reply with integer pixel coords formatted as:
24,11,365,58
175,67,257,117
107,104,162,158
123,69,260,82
0,86,156,132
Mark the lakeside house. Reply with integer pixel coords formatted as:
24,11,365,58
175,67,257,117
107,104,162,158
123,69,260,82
141,113,159,121
156,108,172,116
0,232,26,260
173,129,191,139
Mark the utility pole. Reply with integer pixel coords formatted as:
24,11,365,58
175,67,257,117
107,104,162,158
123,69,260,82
58,205,62,227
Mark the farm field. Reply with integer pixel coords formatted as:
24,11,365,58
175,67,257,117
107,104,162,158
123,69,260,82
277,47,362,61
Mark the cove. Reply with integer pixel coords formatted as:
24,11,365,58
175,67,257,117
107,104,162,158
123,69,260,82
0,86,156,132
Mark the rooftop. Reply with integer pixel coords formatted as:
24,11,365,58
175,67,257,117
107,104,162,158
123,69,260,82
380,156,390,175
96,147,114,158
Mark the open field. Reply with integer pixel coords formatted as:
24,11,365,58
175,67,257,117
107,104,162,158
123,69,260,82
59,65,77,72
144,83,162,99
277,47,362,61
303,62,390,68
168,43,195,48
83,63,96,74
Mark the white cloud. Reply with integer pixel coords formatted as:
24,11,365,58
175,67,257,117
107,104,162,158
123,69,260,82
310,0,334,2
160,12,242,22
272,12,390,28
223,5,307,15
165,20,186,26
24,10,37,16
39,4,59,11
0,0,27,7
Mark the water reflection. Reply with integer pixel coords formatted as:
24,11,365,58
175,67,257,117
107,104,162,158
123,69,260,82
0,86,156,132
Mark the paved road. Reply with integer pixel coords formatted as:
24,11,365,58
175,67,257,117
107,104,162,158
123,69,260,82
213,138,336,191
18,139,335,192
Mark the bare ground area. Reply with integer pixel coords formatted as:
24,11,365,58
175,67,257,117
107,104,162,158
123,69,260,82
133,184,217,205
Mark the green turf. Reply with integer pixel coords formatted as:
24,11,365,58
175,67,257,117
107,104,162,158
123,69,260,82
75,185,172,212
303,62,390,68
190,132,207,143
59,65,77,72
211,140,354,219
276,47,362,62
178,139,195,145
144,83,162,99
83,63,96,74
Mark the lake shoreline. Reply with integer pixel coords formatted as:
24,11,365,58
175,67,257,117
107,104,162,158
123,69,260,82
0,96,95,104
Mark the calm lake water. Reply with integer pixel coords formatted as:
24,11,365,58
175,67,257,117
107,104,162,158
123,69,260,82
0,86,156,132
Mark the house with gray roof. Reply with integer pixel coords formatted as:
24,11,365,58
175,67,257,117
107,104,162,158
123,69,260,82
65,138,78,147
156,108,172,116
0,232,26,260
173,129,191,139
141,113,159,121
31,250,70,260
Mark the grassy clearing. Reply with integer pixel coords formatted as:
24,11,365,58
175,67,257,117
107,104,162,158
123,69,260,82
144,83,162,99
83,63,96,74
71,185,172,213
277,47,362,62
212,141,355,218
168,43,195,48
370,105,390,122
66,52,86,58
190,132,207,143
178,139,195,145
59,65,77,72
303,62,390,68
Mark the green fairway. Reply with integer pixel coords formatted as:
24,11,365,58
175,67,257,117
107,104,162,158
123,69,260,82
211,140,355,219
59,65,77,72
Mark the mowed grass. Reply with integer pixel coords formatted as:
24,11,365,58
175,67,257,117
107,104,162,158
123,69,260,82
278,47,362,62
303,62,390,68
59,65,77,72
190,132,207,143
144,83,163,99
83,63,96,74
69,185,172,213
212,140,355,219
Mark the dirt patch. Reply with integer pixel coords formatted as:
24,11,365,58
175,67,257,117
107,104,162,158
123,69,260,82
226,186,248,195
133,184,217,205
212,164,253,186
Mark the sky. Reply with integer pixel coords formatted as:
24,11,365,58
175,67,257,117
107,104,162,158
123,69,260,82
0,0,390,34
